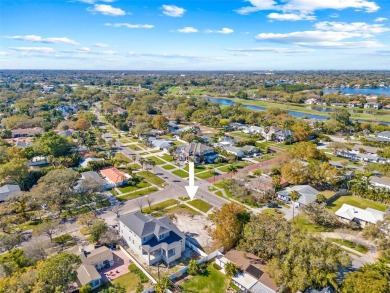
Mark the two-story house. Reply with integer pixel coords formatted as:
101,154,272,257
119,211,185,266
177,142,218,164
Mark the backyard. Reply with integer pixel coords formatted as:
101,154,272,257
179,262,229,293
327,195,388,212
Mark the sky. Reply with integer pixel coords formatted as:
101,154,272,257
0,0,390,70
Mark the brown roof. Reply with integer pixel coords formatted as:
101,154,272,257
11,127,43,135
100,167,129,184
224,249,278,291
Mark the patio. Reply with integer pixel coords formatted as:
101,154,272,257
100,249,131,281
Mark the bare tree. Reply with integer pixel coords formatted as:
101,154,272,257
136,198,144,212
35,219,62,242
146,196,154,212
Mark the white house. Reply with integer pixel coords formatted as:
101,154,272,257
79,157,104,169
27,156,48,166
377,131,390,141
277,185,319,207
370,176,390,190
335,204,385,227
119,211,185,266
223,146,245,158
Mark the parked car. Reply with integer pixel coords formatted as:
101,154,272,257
267,202,279,208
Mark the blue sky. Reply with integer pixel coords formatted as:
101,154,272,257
1,0,389,70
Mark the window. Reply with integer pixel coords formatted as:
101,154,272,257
159,234,164,240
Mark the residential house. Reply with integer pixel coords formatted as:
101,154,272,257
216,250,277,293
347,101,362,108
304,287,335,293
274,129,293,143
0,184,21,202
364,102,382,109
277,185,319,207
58,129,75,137
370,176,390,190
377,131,390,141
77,246,114,290
150,139,174,151
246,175,274,195
241,145,260,156
335,204,385,227
75,171,111,192
27,156,48,167
177,142,218,164
79,157,104,169
229,122,246,130
305,98,320,105
351,144,380,155
11,127,43,138
215,136,235,148
100,167,130,187
119,211,185,266
223,146,245,158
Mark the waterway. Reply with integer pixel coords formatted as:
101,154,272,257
324,87,390,96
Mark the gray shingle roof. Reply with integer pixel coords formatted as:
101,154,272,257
0,184,21,201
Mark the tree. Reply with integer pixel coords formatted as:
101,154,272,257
34,219,61,242
149,160,156,174
292,121,312,142
36,253,81,292
79,284,92,293
151,115,169,130
89,220,107,243
154,276,172,293
290,190,300,222
182,132,196,143
328,142,349,154
34,131,73,157
225,262,239,278
0,234,23,252
187,259,200,275
227,165,238,179
77,212,97,228
0,158,28,185
139,157,146,171
253,169,262,177
316,193,326,203
73,118,90,131
281,161,308,184
290,142,327,162
100,284,126,293
211,202,247,250
331,109,351,125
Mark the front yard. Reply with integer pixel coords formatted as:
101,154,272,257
188,199,212,213
137,171,166,187
117,180,150,194
180,262,230,293
172,169,189,178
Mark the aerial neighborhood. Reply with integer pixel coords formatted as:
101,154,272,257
0,71,389,293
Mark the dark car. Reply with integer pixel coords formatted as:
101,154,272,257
267,202,279,208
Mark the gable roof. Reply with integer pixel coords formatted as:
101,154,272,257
80,246,113,265
335,204,385,225
0,184,21,201
77,264,101,286
277,185,319,205
182,142,213,155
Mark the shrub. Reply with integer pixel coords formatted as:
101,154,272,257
213,263,222,270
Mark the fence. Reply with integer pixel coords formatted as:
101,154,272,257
185,239,207,257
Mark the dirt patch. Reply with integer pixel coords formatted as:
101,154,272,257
172,213,215,252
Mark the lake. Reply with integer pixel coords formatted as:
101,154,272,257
324,88,390,96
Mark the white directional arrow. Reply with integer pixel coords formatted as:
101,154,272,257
185,161,198,200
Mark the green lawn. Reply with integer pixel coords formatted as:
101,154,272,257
181,263,229,293
215,190,224,198
152,204,200,217
328,195,388,212
188,199,212,213
114,153,132,163
117,187,159,201
196,171,215,179
128,163,141,170
183,164,208,173
146,156,165,165
138,151,149,156
262,208,284,217
142,199,179,214
162,164,176,170
228,131,254,139
149,149,162,154
161,154,175,162
173,140,186,146
117,180,150,194
111,271,140,292
137,171,166,187
172,169,189,178
293,214,334,232
128,144,142,151
329,238,368,254
218,161,250,173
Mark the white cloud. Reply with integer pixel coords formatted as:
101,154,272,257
267,12,316,21
77,47,91,52
314,21,390,35
176,27,198,33
105,23,154,29
10,47,56,53
255,30,384,48
207,28,234,34
88,4,125,16
375,17,387,22
0,51,9,56
161,5,185,17
5,35,78,45
237,0,380,15
94,43,110,47
227,47,315,53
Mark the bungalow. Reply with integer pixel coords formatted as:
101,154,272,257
370,176,390,190
79,157,104,169
100,167,130,187
335,204,385,227
75,171,111,192
305,98,320,105
229,122,246,130
177,142,218,164
77,246,114,290
377,131,390,141
223,146,245,158
216,250,277,293
277,185,319,207
364,102,382,110
57,129,75,137
11,127,43,138
241,145,260,156
27,156,48,166
347,101,362,108
150,139,173,150
119,211,185,266
0,184,21,202
351,144,380,155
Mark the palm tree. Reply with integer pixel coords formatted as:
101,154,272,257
149,160,156,174
290,190,300,222
139,157,146,171
227,165,238,179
